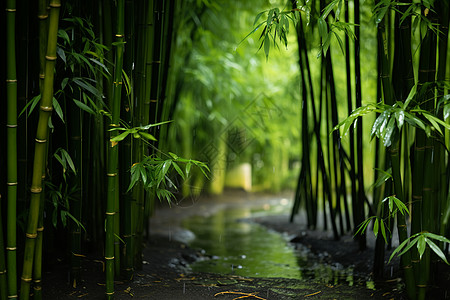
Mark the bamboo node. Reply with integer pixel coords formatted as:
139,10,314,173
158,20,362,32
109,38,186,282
6,247,17,251
0,270,6,275
37,226,44,232
38,14,48,20
30,187,43,194
109,123,120,127
21,276,33,283
39,73,45,79
49,3,62,8
106,292,115,296
6,8,17,12
26,233,38,239
7,295,18,299
33,286,42,291
150,99,158,103
6,124,18,128
417,284,427,288
106,212,116,216
45,55,57,61
35,138,47,143
105,256,115,260
113,81,123,85
115,34,124,38
107,173,117,177
6,79,18,83
34,279,42,284
7,182,18,186
40,105,53,112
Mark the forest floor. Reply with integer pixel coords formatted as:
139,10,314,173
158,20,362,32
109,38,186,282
42,189,450,299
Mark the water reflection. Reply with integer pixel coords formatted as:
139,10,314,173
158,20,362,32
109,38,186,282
182,206,369,288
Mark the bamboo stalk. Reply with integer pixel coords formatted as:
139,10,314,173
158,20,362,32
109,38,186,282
354,0,367,251
33,2,49,299
0,196,7,300
6,0,18,298
19,1,61,299
106,0,125,297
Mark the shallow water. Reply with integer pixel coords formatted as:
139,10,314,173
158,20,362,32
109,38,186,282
182,203,376,290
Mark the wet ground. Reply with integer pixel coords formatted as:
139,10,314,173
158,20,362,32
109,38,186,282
42,189,449,299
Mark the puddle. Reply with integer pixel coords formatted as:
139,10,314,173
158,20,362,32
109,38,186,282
182,204,376,289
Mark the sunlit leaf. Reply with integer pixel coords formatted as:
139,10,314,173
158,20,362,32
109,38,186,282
417,235,426,259
426,238,449,264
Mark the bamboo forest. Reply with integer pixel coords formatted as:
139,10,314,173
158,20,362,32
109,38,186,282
1,0,450,299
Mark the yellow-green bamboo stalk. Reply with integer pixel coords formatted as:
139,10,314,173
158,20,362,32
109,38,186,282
6,0,18,298
33,2,49,299
106,0,125,297
19,1,60,299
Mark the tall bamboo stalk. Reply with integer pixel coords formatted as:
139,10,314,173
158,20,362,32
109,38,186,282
0,196,7,300
121,0,136,279
106,0,125,297
33,2,49,299
6,0,18,298
19,1,61,299
354,0,366,250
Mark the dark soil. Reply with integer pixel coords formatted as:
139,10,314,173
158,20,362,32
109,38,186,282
41,190,449,299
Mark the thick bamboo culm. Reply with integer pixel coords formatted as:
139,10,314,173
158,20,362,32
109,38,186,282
105,0,125,298
19,1,61,300
33,1,50,299
6,0,18,298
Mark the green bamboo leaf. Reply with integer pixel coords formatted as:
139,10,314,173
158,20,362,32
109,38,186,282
322,0,338,19
58,28,70,45
354,217,375,236
371,110,390,139
333,31,345,56
398,235,420,257
172,162,185,180
73,99,95,115
61,149,76,175
422,232,450,243
373,218,379,237
253,10,267,27
73,77,103,99
318,17,328,39
403,84,417,109
52,97,65,123
19,94,41,117
139,165,147,185
394,110,405,129
417,235,426,259
390,196,409,215
426,239,449,264
186,162,192,178
382,116,396,147
422,113,443,135
65,210,86,231
389,237,411,263
266,8,275,27
139,132,157,141
111,131,130,142
57,46,66,63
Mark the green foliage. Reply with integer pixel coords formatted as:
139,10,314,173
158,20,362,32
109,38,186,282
390,232,450,264
128,154,209,204
334,84,450,147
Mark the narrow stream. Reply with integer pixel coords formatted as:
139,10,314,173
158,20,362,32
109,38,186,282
182,203,376,289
